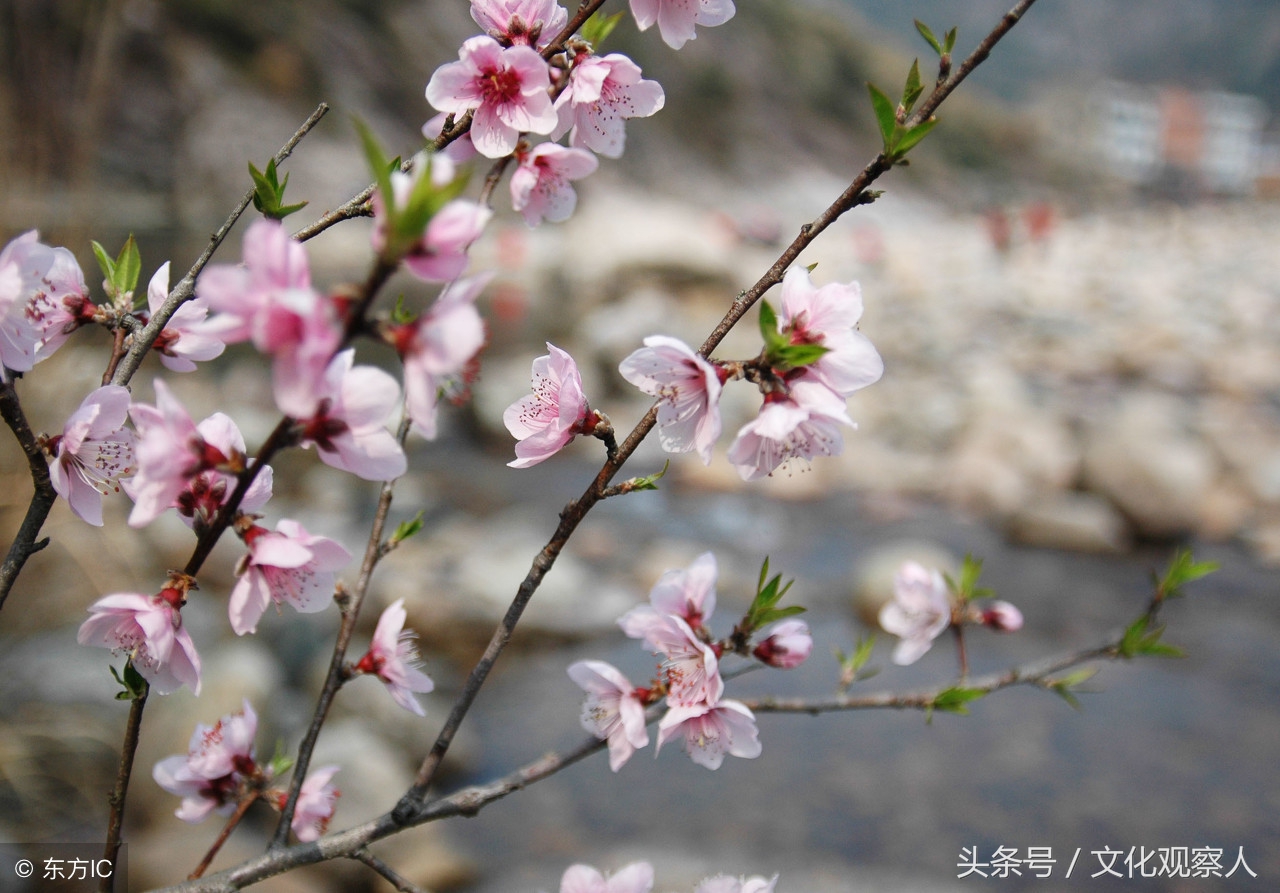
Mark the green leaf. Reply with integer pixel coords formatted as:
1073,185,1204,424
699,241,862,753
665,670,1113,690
867,83,897,150
579,9,625,48
110,235,142,304
1046,667,1097,711
914,20,943,55
773,342,830,369
894,117,938,156
91,240,116,286
1158,549,1219,599
355,117,395,228
390,511,426,546
625,460,670,492
743,558,803,632
1119,617,1184,659
902,59,924,113
943,27,958,55
927,686,985,721
110,661,148,701
266,739,295,779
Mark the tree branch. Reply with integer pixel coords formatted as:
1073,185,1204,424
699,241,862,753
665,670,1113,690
0,378,56,610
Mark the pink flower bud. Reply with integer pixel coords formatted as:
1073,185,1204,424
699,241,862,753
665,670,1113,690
752,618,812,668
982,600,1024,632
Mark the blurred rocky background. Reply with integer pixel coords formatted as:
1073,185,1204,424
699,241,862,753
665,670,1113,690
1,1,1278,891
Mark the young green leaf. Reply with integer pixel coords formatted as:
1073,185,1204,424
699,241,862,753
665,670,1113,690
91,240,116,286
893,117,938,156
389,511,426,547
914,19,943,55
902,59,924,113
943,27,958,55
758,299,788,354
1158,549,1219,600
115,235,142,303
579,8,625,48
927,686,985,722
773,342,830,370
110,661,148,701
625,460,671,492
867,83,897,150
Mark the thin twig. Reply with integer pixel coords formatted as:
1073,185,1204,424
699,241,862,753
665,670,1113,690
189,792,260,880
99,685,148,893
271,417,412,848
109,103,329,388
349,849,435,893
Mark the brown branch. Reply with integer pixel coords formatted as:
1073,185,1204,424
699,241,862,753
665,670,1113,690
109,103,329,388
99,685,148,893
0,378,57,611
189,791,261,880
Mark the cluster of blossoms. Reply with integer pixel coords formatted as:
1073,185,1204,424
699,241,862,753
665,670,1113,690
569,553,812,771
879,560,1024,665
423,0,732,227
152,700,340,842
543,861,776,893
505,267,882,478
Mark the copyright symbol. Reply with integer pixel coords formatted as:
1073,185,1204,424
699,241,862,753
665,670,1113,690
14,859,33,878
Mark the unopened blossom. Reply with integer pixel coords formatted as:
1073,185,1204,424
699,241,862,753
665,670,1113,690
298,349,407,482
426,35,558,158
629,0,735,50
555,861,654,893
147,261,225,372
77,587,202,695
981,600,1024,632
727,379,855,481
695,875,779,893
619,336,722,464
127,381,233,528
752,618,812,669
47,385,135,526
776,266,883,398
471,0,567,48
879,561,952,666
228,519,351,636
503,342,594,468
196,219,341,418
0,231,56,373
355,598,435,716
153,701,257,822
399,274,489,440
510,143,598,226
568,660,650,772
552,53,664,158
289,765,340,842
173,413,272,533
656,698,761,769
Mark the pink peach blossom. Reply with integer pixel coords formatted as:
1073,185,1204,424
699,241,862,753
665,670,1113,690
172,412,273,532
552,53,664,158
471,0,567,48
619,336,722,464
298,349,407,481
153,700,257,822
510,143,598,225
620,611,722,708
656,698,761,769
503,342,593,468
400,274,489,440
290,765,340,842
557,861,654,893
127,381,229,528
146,261,225,372
981,600,1024,632
879,561,952,665
777,266,883,398
426,35,558,158
77,588,202,695
47,385,135,526
726,379,855,481
752,618,812,669
568,660,650,772
1,231,89,375
356,599,435,715
695,875,779,893
628,0,735,49
228,519,351,635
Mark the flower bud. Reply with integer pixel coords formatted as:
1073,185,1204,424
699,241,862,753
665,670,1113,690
982,600,1024,632
752,618,813,668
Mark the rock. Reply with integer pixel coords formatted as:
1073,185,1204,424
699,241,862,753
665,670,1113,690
1005,492,1130,553
945,408,1080,518
1081,393,1220,538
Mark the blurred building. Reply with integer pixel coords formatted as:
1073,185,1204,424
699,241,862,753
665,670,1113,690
1094,81,1270,195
